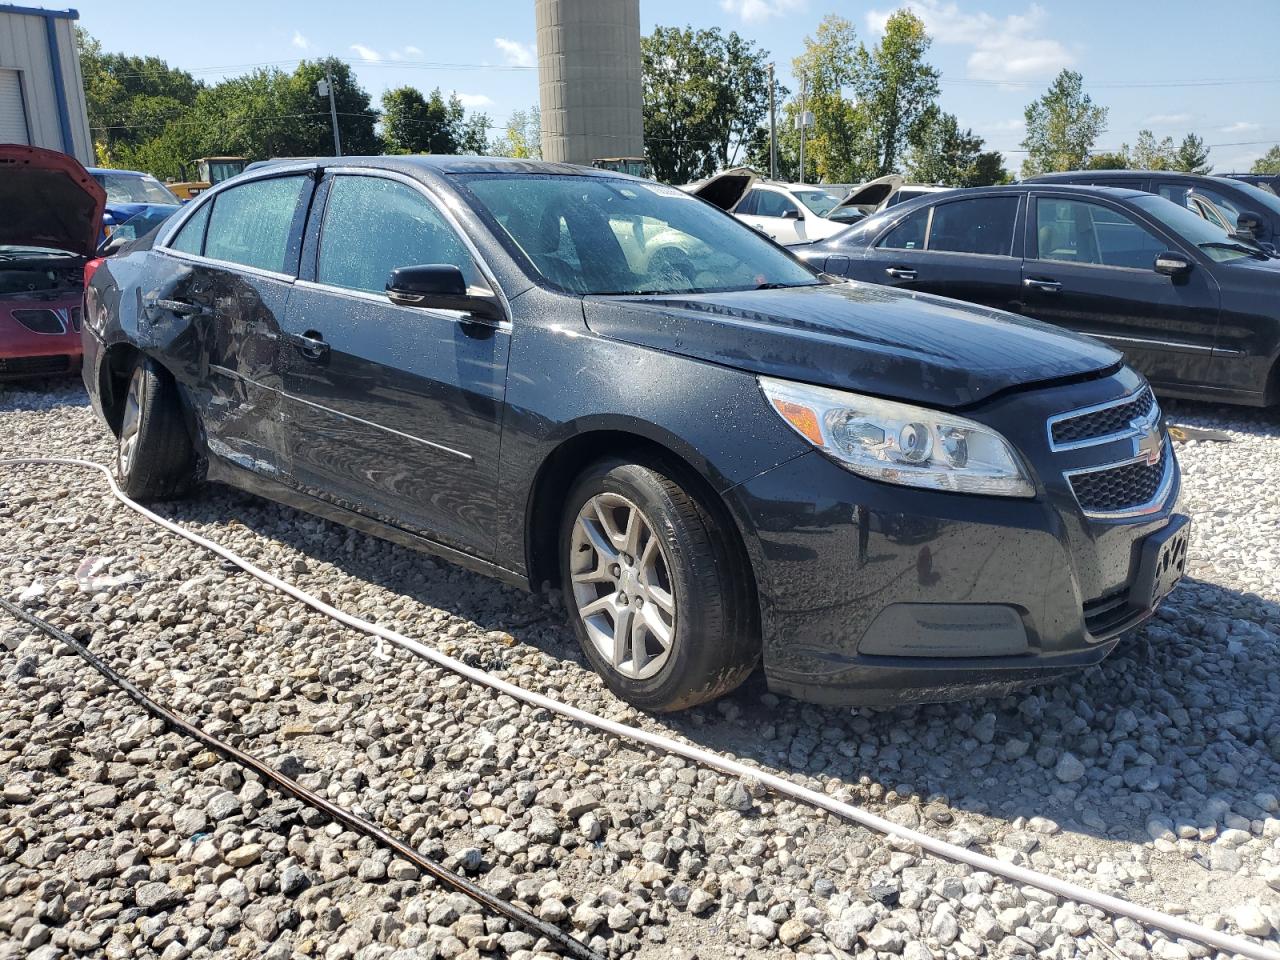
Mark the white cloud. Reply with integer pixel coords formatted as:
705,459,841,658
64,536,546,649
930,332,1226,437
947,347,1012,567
1220,121,1260,134
719,0,806,22
404,45,423,57
494,37,535,68
455,92,494,108
866,1,1073,82
291,30,310,51
1143,112,1192,127
350,43,381,62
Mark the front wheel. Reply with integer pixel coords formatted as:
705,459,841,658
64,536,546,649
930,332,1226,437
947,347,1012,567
116,356,195,500
560,458,759,712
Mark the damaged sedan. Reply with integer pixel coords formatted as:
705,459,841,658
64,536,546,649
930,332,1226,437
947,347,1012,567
83,157,1190,711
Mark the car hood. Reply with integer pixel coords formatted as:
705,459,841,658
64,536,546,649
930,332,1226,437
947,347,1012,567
0,144,106,257
583,282,1122,409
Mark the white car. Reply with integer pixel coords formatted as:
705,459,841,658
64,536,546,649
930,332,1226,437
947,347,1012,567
681,170,849,245
829,175,953,217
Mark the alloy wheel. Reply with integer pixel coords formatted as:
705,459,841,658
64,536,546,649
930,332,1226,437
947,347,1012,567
569,492,677,681
118,367,144,478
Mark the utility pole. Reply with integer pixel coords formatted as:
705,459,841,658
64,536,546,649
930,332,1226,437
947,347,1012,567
797,72,807,185
318,66,342,157
768,62,777,181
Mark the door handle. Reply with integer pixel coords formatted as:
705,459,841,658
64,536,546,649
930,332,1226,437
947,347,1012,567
885,266,917,280
287,330,329,361
145,297,209,317
1023,277,1061,292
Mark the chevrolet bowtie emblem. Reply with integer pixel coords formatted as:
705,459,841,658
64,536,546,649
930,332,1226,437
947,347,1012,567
1132,414,1163,466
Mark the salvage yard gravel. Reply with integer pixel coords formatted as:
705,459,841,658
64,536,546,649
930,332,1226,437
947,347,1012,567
1,379,1278,960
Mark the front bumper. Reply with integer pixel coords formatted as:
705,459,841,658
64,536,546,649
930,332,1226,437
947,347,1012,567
728,372,1184,706
0,297,84,379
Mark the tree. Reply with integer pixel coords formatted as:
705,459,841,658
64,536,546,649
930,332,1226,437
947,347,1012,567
1124,129,1177,170
1019,70,1108,177
1173,133,1211,174
1086,151,1128,170
381,85,490,155
490,106,541,159
640,26,771,183
853,10,940,177
786,15,870,184
1253,146,1280,174
78,28,203,165
906,107,1004,186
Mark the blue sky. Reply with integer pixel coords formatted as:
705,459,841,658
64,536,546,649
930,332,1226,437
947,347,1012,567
69,0,1279,172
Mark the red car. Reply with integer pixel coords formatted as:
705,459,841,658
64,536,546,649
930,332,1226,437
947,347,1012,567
0,144,105,380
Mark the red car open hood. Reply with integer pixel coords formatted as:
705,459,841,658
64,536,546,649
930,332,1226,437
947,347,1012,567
0,144,106,257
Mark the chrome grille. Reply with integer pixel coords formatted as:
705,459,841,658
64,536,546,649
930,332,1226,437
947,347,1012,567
1049,387,1156,448
1069,444,1168,515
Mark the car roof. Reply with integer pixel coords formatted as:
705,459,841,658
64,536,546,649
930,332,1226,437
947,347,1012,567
886,183,1150,201
85,167,155,177
1026,169,1237,186
242,155,630,179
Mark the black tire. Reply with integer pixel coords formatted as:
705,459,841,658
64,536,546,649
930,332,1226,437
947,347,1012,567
560,457,759,712
115,356,195,500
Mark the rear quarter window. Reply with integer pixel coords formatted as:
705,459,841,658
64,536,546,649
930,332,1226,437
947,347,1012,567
203,176,308,274
167,203,210,255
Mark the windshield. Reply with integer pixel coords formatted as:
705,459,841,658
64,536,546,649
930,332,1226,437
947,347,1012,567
205,160,245,183
794,189,842,217
457,174,819,296
94,172,179,205
1132,195,1261,262
1226,178,1280,216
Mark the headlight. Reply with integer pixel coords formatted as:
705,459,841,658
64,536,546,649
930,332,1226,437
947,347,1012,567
759,376,1034,497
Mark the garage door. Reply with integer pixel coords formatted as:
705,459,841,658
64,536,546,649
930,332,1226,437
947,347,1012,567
0,70,31,145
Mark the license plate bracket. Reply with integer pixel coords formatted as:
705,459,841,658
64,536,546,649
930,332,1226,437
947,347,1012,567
1132,514,1191,612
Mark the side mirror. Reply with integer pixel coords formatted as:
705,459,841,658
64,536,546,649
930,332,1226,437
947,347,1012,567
386,264,503,323
782,208,803,221
98,234,131,257
1154,251,1192,277
1235,210,1264,239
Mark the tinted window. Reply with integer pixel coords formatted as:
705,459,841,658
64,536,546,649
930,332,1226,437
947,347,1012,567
318,176,478,294
734,190,758,215
755,190,800,218
204,176,306,273
168,202,210,255
459,174,818,296
1035,198,1164,269
877,208,928,250
927,196,1018,255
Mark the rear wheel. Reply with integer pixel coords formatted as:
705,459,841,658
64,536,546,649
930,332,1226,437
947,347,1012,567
560,458,759,712
116,356,195,500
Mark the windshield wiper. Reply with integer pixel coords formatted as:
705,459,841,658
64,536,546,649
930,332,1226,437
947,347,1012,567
1198,240,1267,259
755,281,799,290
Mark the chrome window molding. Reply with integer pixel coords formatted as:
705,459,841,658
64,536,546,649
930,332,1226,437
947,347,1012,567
1046,385,1160,452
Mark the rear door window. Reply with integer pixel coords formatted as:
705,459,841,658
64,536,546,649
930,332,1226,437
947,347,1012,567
876,207,929,250
1034,197,1165,269
203,176,308,274
926,196,1018,256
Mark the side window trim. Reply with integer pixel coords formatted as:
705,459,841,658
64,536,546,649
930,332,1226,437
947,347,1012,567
306,168,504,305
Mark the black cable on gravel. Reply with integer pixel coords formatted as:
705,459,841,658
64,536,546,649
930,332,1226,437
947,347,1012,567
0,594,604,960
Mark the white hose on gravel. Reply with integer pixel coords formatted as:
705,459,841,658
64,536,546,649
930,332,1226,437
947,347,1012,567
4,455,1277,960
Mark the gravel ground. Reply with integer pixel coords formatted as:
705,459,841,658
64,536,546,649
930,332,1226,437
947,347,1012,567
0,378,1278,960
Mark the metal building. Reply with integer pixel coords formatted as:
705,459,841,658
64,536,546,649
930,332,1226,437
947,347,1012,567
536,0,643,166
0,4,93,164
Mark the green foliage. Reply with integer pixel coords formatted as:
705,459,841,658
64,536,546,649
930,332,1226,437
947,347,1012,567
1019,70,1108,177
1253,145,1280,174
853,10,939,177
490,107,542,159
1086,151,1128,170
641,26,772,183
906,107,1006,186
1173,133,1211,175
1123,129,1177,170
382,86,489,155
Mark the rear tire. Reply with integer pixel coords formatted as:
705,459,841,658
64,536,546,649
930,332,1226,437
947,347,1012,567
560,457,759,712
116,356,195,500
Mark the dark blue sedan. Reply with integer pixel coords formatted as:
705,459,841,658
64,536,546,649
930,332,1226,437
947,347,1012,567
87,167,182,247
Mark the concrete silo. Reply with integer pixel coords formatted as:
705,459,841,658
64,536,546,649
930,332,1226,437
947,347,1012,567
536,0,644,166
